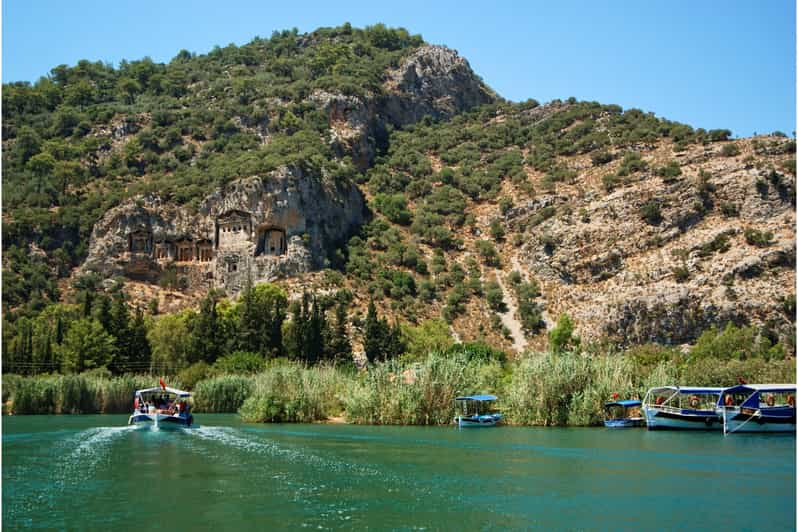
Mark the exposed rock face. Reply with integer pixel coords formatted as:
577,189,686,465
308,45,497,170
81,167,365,295
510,137,796,346
383,45,497,126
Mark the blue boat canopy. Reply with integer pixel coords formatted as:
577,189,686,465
604,400,642,408
456,395,498,402
723,384,796,394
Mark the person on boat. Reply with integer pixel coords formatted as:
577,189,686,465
765,394,775,407
787,395,795,407
724,394,734,406
655,396,665,405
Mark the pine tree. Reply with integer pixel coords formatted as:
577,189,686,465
304,295,325,364
191,292,223,364
108,292,131,373
92,294,113,332
325,299,352,363
128,307,151,372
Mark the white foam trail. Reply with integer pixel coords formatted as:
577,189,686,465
55,426,137,487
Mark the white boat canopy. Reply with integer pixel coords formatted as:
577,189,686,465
135,387,191,398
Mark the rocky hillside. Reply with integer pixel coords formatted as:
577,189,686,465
2,24,795,356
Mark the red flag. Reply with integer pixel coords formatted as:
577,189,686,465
160,378,166,390
737,376,747,385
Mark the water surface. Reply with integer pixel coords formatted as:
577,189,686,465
3,415,795,530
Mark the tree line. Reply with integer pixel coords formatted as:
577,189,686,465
2,279,405,376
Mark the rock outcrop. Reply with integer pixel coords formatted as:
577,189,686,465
81,167,365,294
383,45,497,126
308,45,497,170
510,137,796,346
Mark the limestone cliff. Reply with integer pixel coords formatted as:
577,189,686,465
81,167,365,294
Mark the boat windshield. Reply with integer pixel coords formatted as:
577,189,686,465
677,392,721,411
136,390,192,413
604,404,641,421
456,399,496,416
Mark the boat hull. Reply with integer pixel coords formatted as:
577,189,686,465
721,408,796,433
643,407,721,430
456,414,502,428
128,412,193,429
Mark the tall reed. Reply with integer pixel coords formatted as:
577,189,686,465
344,352,500,425
239,363,351,422
193,375,254,413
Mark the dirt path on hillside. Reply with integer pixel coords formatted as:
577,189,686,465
510,254,553,331
494,268,528,354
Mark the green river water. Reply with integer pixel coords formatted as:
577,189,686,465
2,414,795,530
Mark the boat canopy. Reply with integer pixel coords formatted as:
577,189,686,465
605,400,641,408
455,395,498,402
646,386,723,395
723,384,795,394
720,384,795,408
135,386,191,398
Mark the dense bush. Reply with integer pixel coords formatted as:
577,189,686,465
744,228,774,247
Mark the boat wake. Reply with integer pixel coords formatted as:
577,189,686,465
58,426,137,484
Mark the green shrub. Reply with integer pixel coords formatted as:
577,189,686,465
721,143,740,157
655,160,682,179
744,228,773,247
720,202,739,217
591,151,613,166
177,362,214,390
214,351,266,374
549,314,579,354
672,264,690,283
373,193,413,225
639,200,663,225
617,152,648,176
602,173,621,192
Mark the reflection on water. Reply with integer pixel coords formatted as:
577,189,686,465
3,415,795,530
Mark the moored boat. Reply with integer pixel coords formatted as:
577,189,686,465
455,395,503,427
717,384,796,434
642,386,724,430
604,399,644,428
128,381,194,429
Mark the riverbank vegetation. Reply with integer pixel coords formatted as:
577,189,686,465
5,342,793,425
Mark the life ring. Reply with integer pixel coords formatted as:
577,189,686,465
766,394,775,407
724,395,734,406
689,396,700,408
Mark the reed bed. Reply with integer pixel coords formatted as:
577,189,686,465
194,375,254,413
239,363,351,423
343,352,502,425
3,354,795,424
5,374,154,414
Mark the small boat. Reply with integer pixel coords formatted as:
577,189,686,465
128,381,194,429
604,399,644,428
642,386,724,430
454,395,503,427
717,384,796,434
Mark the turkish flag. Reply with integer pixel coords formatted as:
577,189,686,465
160,378,166,390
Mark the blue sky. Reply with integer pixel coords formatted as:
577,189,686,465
3,0,795,136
